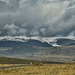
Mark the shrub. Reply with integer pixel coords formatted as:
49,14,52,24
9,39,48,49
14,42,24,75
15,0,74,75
32,62,43,66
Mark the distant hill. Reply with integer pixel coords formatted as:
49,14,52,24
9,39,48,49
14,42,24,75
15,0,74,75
56,38,75,46
4,45,75,56
0,45,75,62
0,39,52,47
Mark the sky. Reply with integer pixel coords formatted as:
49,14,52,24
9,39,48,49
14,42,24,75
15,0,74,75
0,0,75,37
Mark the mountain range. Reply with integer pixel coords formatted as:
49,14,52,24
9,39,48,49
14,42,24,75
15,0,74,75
0,37,75,62
0,45,75,62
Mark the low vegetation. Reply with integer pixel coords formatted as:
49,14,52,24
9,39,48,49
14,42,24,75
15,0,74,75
0,57,75,75
32,62,43,66
0,57,42,64
0,64,19,67
0,64,75,75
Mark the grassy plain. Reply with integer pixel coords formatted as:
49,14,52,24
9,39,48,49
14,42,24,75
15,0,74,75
0,64,75,75
0,64,26,67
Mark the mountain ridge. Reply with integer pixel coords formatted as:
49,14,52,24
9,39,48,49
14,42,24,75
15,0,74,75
0,39,52,47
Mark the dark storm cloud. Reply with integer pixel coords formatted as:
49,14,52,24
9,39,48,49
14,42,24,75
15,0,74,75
0,0,75,37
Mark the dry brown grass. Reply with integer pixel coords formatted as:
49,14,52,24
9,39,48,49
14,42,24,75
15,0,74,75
0,64,75,75
0,64,25,67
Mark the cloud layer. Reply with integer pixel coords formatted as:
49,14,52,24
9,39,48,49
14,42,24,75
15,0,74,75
0,0,75,37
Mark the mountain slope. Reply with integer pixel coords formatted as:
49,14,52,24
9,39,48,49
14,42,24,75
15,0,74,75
0,39,52,47
56,38,75,46
5,45,75,56
0,45,75,62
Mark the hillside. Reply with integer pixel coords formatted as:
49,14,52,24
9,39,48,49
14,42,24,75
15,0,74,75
4,45,75,56
0,57,65,64
57,38,75,46
0,57,42,64
0,45,75,62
